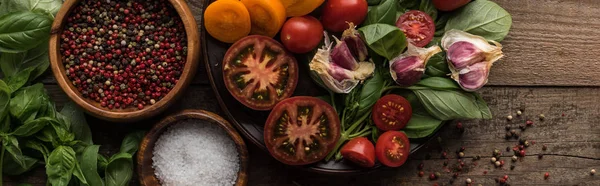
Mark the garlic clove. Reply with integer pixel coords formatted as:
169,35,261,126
452,62,490,91
442,29,504,69
342,22,368,62
389,44,442,86
331,40,359,70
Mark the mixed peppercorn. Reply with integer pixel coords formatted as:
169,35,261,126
60,0,187,110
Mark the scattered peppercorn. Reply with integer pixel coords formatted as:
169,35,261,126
495,161,501,167
544,172,549,179
434,172,441,179
542,145,547,151
591,169,596,175
539,114,545,120
60,0,188,110
474,155,481,160
453,173,459,178
491,157,497,163
505,125,511,131
441,151,447,158
458,152,465,158
429,173,436,180
519,124,526,131
526,120,534,126
418,171,424,177
512,155,518,162
493,149,501,156
507,115,513,120
516,110,522,116
456,122,463,129
505,132,513,139
466,178,472,184
418,163,424,170
443,161,448,166
538,154,544,159
519,150,526,157
510,165,515,170
460,146,466,152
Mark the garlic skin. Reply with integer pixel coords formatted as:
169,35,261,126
442,30,504,91
389,44,442,86
310,31,375,94
341,23,368,62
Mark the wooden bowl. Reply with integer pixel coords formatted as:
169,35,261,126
48,0,200,122
137,109,249,186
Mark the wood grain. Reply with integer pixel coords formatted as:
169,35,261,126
6,85,599,185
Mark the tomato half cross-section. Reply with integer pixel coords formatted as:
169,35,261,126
375,131,410,167
341,137,376,168
396,10,435,47
264,96,341,165
372,94,412,131
222,35,299,110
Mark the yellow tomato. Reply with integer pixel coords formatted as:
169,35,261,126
241,0,287,38
281,0,324,17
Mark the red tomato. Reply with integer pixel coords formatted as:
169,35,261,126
372,94,412,131
433,0,472,11
396,10,435,47
375,131,410,167
264,96,341,165
321,0,368,32
280,16,324,54
340,137,375,168
222,35,299,110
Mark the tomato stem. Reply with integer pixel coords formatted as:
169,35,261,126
329,90,338,113
326,134,347,161
381,85,405,93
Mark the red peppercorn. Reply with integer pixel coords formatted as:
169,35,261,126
418,171,424,177
544,172,549,179
519,150,526,157
456,122,463,129
504,175,509,180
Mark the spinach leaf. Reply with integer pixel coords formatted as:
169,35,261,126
24,140,49,162
355,67,385,118
363,0,397,26
73,162,88,186
2,135,26,168
445,0,512,42
9,83,45,122
105,153,133,186
119,131,145,155
359,24,407,60
0,80,10,132
47,146,76,186
413,89,492,120
11,117,56,137
0,11,53,53
0,41,50,81
60,102,92,144
424,52,450,77
80,145,103,186
0,0,62,17
2,153,38,175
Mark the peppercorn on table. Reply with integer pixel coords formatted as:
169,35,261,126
5,0,600,185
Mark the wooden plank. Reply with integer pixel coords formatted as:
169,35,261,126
6,85,600,185
487,0,600,86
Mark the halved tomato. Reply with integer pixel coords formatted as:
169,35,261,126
375,131,410,167
264,96,341,165
396,10,435,47
281,0,324,17
341,137,376,168
372,94,412,131
222,35,299,110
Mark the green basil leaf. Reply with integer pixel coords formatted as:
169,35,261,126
24,140,49,162
359,24,407,60
47,146,77,186
355,67,385,118
2,135,27,168
60,102,92,144
11,117,56,137
9,83,45,122
37,98,57,118
0,11,53,53
424,52,450,77
119,131,145,155
105,153,133,186
5,67,34,93
80,145,103,186
396,0,419,13
0,41,50,81
97,154,108,172
367,0,381,6
434,14,450,37
413,89,492,120
444,0,512,42
403,113,444,138
409,77,460,90
0,80,10,132
73,162,89,186
364,0,397,26
0,0,62,17
2,153,38,175
418,0,437,21
35,125,57,145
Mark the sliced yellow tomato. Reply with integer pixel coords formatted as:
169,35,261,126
241,0,287,38
204,0,251,43
281,0,324,17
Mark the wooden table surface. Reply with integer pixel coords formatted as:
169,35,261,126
6,0,600,185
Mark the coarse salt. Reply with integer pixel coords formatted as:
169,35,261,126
153,119,239,186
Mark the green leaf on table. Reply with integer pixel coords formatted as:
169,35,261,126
119,131,145,155
2,153,38,175
445,0,512,42
24,140,50,162
359,24,407,60
105,152,134,186
11,117,57,137
403,112,444,138
412,89,492,120
409,77,460,91
79,145,103,186
47,146,77,186
60,102,92,144
0,41,50,82
0,0,62,17
0,11,53,53
9,83,45,122
364,0,397,26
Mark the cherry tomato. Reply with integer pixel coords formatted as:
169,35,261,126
280,16,324,54
375,131,410,167
222,35,299,110
264,96,341,165
433,0,472,11
372,94,412,131
321,0,368,32
396,10,435,47
341,137,376,168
